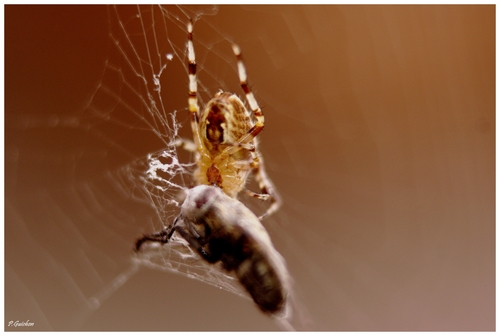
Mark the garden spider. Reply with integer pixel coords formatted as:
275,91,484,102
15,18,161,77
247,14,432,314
134,21,290,317
180,20,281,219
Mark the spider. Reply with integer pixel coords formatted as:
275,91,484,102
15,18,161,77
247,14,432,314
134,21,291,318
179,20,281,220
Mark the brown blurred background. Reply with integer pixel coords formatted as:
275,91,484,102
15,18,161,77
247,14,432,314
5,5,494,331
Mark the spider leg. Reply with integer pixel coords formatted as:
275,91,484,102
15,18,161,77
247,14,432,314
233,44,264,133
251,148,282,220
244,189,271,201
224,43,282,218
228,150,282,219
222,141,255,152
222,44,264,157
172,137,197,153
187,20,204,154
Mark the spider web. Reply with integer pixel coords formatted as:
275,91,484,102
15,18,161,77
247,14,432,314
6,4,495,332
5,5,301,331
87,4,261,303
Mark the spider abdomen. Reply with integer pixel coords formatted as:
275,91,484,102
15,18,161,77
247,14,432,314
200,92,253,150
195,91,254,198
